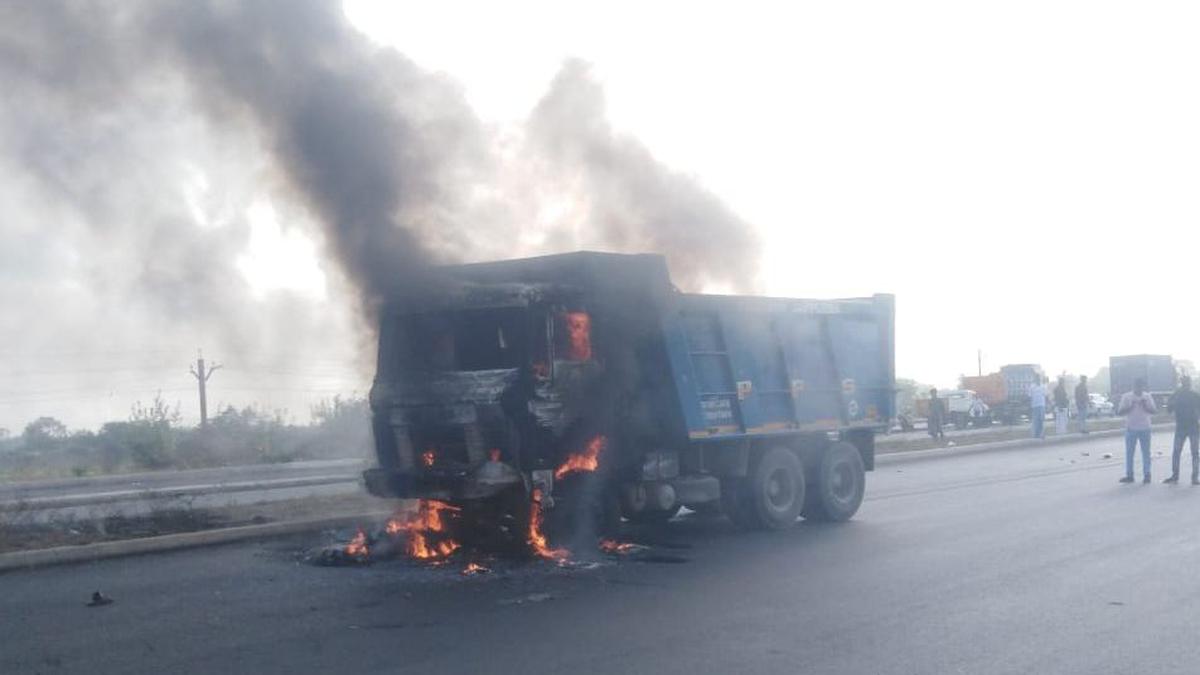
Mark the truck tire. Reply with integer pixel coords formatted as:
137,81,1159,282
802,441,865,522
740,446,806,530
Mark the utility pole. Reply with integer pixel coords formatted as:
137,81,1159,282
977,349,983,377
189,350,222,426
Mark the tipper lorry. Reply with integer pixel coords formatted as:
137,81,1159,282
962,363,1045,425
1110,355,1176,407
364,252,895,536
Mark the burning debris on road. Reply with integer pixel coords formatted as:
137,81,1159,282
345,529,370,559
461,562,491,576
599,540,643,556
321,433,681,570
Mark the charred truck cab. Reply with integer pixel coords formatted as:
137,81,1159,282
365,252,895,535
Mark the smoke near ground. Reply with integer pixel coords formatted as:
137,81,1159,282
0,0,761,431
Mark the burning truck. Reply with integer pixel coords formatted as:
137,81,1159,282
363,252,894,552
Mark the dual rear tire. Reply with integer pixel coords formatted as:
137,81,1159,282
722,441,865,529
722,447,805,530
801,442,866,522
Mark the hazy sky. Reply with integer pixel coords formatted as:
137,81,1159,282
1,1,1197,432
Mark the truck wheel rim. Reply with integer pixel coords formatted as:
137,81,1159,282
831,461,857,502
766,468,794,509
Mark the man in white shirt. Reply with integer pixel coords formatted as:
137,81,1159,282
1028,377,1048,439
1117,378,1156,484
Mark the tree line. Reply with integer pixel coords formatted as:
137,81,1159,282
0,395,371,481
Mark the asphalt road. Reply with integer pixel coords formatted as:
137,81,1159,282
6,432,1200,675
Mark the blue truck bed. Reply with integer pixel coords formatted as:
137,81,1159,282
663,293,895,442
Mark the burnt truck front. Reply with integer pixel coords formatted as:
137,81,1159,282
363,281,607,506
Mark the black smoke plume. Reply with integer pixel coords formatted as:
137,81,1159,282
0,0,761,427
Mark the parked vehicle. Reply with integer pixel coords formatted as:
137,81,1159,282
1088,393,1114,417
1109,355,1176,407
364,252,896,541
940,389,991,429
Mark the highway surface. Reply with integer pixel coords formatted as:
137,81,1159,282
5,432,1200,674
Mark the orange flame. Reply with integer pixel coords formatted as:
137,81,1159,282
422,449,435,467
385,500,461,560
565,312,592,361
344,528,369,559
599,539,636,555
528,489,568,562
555,435,606,480
462,562,491,576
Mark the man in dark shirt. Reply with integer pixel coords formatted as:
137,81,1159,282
1165,375,1200,484
1075,375,1090,434
928,388,945,440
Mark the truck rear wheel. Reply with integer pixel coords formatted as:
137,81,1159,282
729,447,805,530
802,441,865,522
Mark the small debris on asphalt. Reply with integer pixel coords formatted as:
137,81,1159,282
86,591,114,607
1081,452,1090,456
500,592,556,606
1108,601,1126,606
1102,453,1113,459
947,441,956,447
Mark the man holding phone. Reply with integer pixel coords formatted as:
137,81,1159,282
1118,377,1156,484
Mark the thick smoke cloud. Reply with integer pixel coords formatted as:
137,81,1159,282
526,60,761,293
147,1,495,305
0,0,760,429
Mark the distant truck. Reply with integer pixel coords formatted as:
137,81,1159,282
1109,355,1176,407
364,252,895,539
962,363,1045,425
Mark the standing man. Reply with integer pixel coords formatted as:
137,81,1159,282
1117,377,1156,484
1053,377,1070,435
1029,376,1048,439
1075,375,1090,434
928,388,945,440
1165,375,1200,485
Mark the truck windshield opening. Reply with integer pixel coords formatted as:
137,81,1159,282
392,308,529,372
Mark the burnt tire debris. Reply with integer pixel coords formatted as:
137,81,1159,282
86,591,114,607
